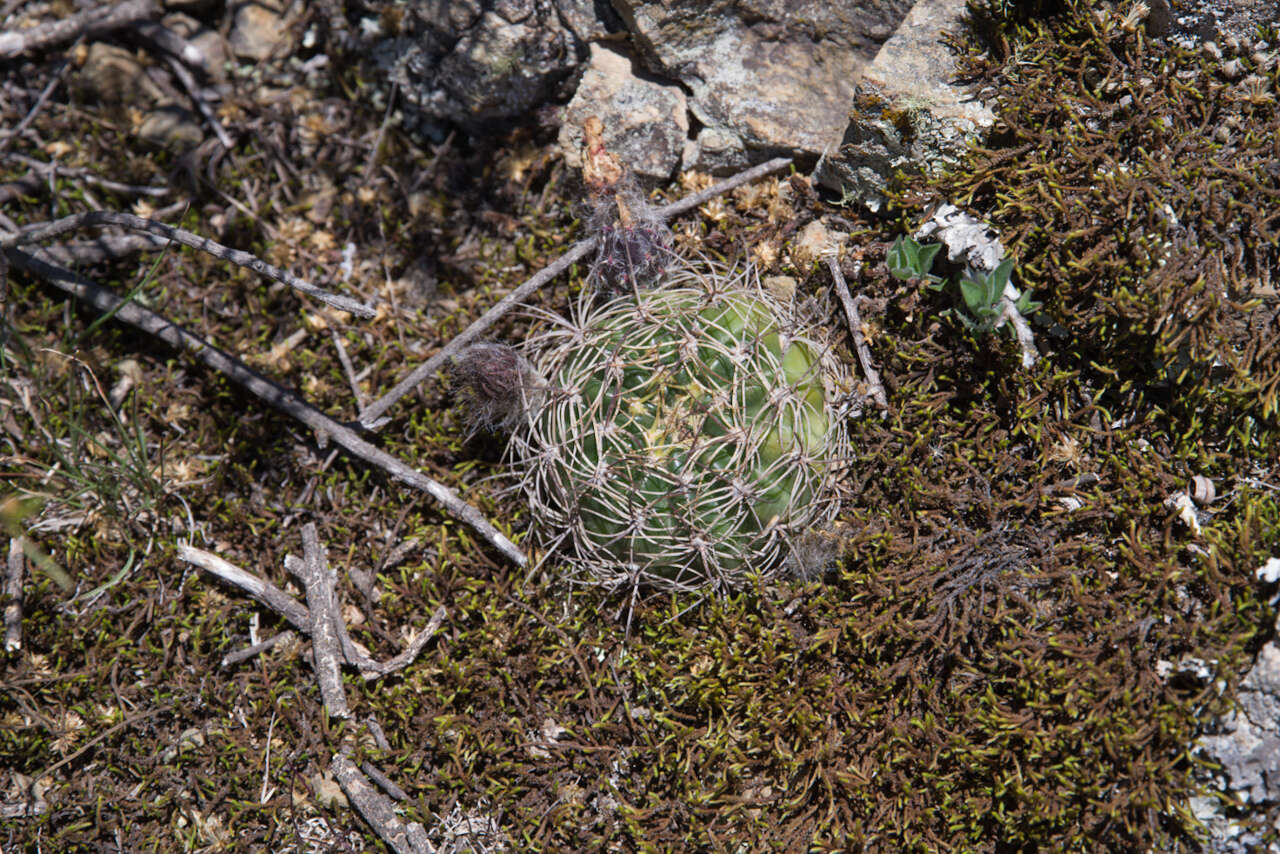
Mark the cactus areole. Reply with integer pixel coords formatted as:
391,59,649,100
514,265,852,591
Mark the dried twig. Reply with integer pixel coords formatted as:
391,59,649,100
655,156,792,220
0,56,72,156
39,233,171,267
828,257,888,411
5,537,24,652
177,544,310,630
0,0,159,59
330,752,433,854
221,630,296,669
356,156,794,431
160,52,234,149
1001,298,1039,369
332,329,369,411
9,248,523,564
3,152,170,197
2,211,375,318
361,760,409,801
365,716,391,751
289,524,350,719
361,605,446,682
357,239,595,429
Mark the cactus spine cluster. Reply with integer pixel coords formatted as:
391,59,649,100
512,263,852,592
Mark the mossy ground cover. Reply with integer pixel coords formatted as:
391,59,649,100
1,1,1278,851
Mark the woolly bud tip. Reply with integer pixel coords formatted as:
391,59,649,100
452,343,535,433
590,219,672,298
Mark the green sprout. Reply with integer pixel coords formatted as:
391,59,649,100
887,235,1040,337
886,235,943,284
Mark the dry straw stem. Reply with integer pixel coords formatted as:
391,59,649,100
289,525,351,719
1,211,375,318
356,156,794,431
4,536,23,652
827,257,888,411
331,752,433,854
220,630,296,669
184,542,446,680
177,544,311,630
0,0,159,59
9,248,524,564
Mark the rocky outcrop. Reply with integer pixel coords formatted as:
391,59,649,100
610,0,911,172
383,0,915,172
391,1,604,134
558,43,688,182
813,0,993,211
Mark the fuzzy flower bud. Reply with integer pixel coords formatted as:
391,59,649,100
452,343,538,434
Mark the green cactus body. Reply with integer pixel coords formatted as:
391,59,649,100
515,266,852,591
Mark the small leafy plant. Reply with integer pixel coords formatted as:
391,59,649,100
886,234,943,285
887,235,1039,335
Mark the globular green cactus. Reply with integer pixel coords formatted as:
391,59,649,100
512,264,853,592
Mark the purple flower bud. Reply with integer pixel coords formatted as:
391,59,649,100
452,343,536,433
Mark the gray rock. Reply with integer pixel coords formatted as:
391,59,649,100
229,0,301,62
1194,599,1280,852
394,2,586,132
1167,0,1280,48
558,43,688,182
75,42,166,106
161,12,230,80
814,0,994,211
1203,643,1280,805
614,0,912,172
137,104,205,149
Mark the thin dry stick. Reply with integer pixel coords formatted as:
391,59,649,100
0,56,72,156
361,604,446,682
161,52,234,149
4,153,170,196
10,248,524,565
356,156,794,431
655,156,792,220
221,630,296,669
39,233,171,268
357,238,595,429
3,211,375,318
365,716,391,751
284,551,380,677
331,752,432,854
1000,299,1039,369
0,0,158,59
331,329,369,411
284,549,445,681
5,537,24,652
827,257,888,411
177,544,311,630
290,524,350,719
361,760,409,801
